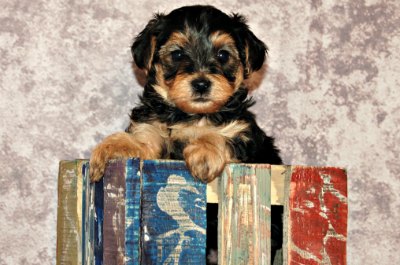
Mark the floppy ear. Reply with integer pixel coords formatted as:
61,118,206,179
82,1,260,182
231,14,268,77
244,30,268,73
131,13,165,70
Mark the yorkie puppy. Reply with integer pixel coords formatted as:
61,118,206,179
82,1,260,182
90,5,282,264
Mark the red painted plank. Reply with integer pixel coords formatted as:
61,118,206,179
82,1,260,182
286,167,347,265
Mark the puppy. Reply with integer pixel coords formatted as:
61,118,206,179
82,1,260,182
90,5,282,264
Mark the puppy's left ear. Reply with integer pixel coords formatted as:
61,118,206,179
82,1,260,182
231,14,268,77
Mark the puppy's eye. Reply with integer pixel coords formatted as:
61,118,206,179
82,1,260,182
217,50,230,64
171,50,184,62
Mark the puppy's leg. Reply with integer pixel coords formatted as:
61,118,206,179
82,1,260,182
90,123,167,181
183,133,231,183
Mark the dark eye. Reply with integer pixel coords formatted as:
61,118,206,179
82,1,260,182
171,50,184,62
217,50,230,64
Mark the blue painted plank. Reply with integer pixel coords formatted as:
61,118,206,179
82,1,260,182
141,160,207,265
94,177,104,265
81,161,91,265
125,158,141,264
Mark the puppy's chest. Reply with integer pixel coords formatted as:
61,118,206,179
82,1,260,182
166,120,215,159
165,119,248,159
168,119,213,142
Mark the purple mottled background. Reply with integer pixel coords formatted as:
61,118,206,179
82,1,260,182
1,0,399,264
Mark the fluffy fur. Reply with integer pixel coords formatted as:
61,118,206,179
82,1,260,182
90,5,282,264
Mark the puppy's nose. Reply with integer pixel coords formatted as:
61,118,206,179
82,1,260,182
191,78,211,95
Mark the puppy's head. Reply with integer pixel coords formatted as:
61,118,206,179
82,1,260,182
132,5,267,114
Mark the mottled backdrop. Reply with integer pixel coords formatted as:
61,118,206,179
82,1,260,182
0,0,399,264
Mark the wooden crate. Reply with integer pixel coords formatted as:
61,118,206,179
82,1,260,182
57,159,347,264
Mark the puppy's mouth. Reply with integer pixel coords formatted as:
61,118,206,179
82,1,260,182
192,97,210,103
171,95,226,114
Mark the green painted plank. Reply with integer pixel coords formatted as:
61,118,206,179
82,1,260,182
81,161,95,265
57,160,82,265
218,164,272,265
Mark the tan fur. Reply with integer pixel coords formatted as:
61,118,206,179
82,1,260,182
90,118,249,182
89,123,168,181
183,133,232,182
154,64,170,101
127,121,169,149
166,31,190,48
170,119,249,182
145,37,157,71
168,72,192,101
234,65,245,90
154,30,244,114
169,73,237,114
159,32,189,59
169,119,249,141
244,43,251,76
210,31,236,50
90,22,256,183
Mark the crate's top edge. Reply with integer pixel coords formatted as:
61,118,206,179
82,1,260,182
58,158,346,171
59,159,89,163
289,164,347,172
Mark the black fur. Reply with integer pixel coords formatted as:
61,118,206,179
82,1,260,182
129,86,282,165
129,5,282,264
132,5,267,77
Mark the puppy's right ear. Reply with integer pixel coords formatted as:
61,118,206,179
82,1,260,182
131,14,165,70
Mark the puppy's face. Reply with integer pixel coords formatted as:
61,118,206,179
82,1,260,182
132,5,267,114
156,30,244,114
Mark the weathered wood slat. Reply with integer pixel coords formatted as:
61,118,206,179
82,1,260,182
57,160,81,265
81,162,94,265
141,160,207,264
270,165,286,206
57,159,348,265
125,159,141,264
57,160,101,265
218,164,272,265
94,178,104,265
103,160,127,264
206,165,285,205
284,166,348,265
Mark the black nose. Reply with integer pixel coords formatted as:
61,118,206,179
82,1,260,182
191,78,211,95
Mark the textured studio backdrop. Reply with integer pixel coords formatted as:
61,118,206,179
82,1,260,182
1,0,399,264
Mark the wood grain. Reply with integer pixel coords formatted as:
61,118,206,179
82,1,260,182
57,160,92,265
94,177,104,265
141,160,207,264
81,161,94,265
57,160,81,265
218,164,272,265
57,160,348,265
207,165,285,205
103,159,127,264
284,166,348,265
125,158,141,264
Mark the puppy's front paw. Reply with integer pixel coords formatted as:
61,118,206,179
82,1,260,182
89,143,120,182
89,151,106,182
183,136,230,183
89,132,160,182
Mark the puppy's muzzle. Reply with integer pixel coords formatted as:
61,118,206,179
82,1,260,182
191,78,211,96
